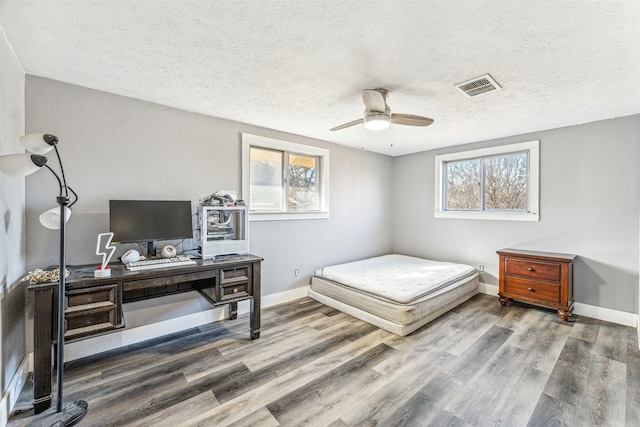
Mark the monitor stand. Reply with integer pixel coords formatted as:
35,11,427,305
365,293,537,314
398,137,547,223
147,240,157,257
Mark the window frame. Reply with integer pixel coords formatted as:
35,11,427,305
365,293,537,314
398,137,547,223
434,140,539,221
242,133,330,221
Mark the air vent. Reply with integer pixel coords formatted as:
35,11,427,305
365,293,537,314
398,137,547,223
456,74,501,98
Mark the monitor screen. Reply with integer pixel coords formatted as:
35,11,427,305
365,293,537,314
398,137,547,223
109,200,193,243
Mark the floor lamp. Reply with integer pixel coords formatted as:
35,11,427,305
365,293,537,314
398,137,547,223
0,133,87,426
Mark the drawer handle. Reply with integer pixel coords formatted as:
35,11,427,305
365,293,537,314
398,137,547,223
528,267,534,272
233,288,239,293
528,287,534,291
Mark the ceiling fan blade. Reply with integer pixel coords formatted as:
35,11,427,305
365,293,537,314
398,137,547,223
362,89,386,112
330,118,364,131
390,113,434,127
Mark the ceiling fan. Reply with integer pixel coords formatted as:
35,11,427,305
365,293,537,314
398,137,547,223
330,88,434,131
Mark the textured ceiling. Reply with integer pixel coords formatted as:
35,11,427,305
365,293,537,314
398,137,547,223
1,0,639,156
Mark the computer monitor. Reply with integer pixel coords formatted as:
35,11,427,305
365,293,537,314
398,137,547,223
109,200,193,256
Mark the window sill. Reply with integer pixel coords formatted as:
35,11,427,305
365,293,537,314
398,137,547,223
434,210,539,221
249,211,330,222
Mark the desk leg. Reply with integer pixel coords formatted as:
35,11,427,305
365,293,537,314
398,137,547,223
250,262,261,340
33,288,54,414
229,302,238,320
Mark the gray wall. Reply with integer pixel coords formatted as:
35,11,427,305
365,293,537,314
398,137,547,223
393,115,640,314
24,76,393,333
0,27,26,402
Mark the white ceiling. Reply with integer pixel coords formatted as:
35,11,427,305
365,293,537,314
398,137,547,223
1,0,639,156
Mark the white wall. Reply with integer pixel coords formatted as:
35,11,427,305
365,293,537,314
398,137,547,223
0,26,27,416
23,76,393,350
393,115,640,314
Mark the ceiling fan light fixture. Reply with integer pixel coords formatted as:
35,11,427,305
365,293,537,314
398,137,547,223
363,113,391,131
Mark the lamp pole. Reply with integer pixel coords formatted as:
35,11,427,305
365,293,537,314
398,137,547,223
56,195,69,413
0,134,87,424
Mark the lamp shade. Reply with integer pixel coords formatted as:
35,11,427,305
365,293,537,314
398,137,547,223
20,133,58,154
39,206,72,229
0,154,48,177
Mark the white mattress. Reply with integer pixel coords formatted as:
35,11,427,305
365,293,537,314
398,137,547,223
313,254,478,304
309,254,479,336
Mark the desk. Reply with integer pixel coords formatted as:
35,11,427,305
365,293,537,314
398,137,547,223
28,254,262,414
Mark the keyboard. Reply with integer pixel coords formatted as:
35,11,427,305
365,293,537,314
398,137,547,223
126,256,196,271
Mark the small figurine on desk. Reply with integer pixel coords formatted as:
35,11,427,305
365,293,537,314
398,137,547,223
94,232,116,277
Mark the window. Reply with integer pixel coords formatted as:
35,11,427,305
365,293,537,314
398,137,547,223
242,134,329,221
434,140,539,221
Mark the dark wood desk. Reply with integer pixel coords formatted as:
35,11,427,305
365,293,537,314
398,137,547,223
28,254,262,414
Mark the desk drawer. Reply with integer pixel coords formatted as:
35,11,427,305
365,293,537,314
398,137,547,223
503,277,560,304
124,269,216,292
64,284,123,340
220,281,250,301
219,265,251,301
65,303,119,339
67,284,117,306
220,266,250,284
505,258,560,282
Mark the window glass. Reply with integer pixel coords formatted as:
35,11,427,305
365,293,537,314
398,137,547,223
242,133,330,221
288,153,319,211
445,158,481,210
434,140,539,221
249,147,283,211
485,152,528,210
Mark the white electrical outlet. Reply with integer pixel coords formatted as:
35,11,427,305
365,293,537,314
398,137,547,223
479,265,484,272
294,269,300,277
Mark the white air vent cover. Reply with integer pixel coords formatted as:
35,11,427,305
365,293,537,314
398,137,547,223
456,74,501,97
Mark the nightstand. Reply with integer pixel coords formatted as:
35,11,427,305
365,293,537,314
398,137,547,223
497,248,576,321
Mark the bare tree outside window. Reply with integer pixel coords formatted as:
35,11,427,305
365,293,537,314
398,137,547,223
485,152,527,210
249,147,320,212
445,158,481,210
444,151,528,212
243,134,329,219
288,154,319,211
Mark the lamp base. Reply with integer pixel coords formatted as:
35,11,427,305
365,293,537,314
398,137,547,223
28,400,88,427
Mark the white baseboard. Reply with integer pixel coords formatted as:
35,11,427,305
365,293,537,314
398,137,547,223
478,282,638,327
0,353,32,427
64,285,311,362
572,302,637,327
478,281,499,296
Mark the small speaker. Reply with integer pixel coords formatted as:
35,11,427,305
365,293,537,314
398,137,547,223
121,249,140,264
162,245,176,258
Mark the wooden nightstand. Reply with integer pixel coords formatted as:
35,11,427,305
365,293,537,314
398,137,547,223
497,248,576,321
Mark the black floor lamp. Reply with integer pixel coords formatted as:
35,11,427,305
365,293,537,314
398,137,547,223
0,133,87,426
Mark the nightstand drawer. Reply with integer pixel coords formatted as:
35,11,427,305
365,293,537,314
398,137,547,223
503,277,560,304
505,258,560,282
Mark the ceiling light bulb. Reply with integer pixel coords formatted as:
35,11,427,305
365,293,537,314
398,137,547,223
363,114,391,131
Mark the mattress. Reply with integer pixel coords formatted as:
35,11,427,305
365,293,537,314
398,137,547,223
309,254,479,336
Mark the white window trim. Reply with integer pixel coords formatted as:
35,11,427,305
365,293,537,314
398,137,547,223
434,140,539,221
242,133,330,221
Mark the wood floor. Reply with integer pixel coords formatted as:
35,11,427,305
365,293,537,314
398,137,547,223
9,294,640,426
